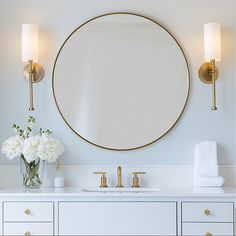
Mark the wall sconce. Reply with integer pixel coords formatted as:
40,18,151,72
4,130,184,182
198,22,221,111
22,24,44,111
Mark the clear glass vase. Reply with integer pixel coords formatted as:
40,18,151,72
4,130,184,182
20,156,45,188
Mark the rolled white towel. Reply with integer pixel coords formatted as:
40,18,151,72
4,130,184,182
194,141,219,177
194,176,225,187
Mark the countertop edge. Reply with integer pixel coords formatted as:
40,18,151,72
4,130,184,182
0,187,235,198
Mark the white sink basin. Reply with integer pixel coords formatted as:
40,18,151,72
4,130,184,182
82,187,160,193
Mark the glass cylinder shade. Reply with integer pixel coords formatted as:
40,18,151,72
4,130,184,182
22,24,38,62
204,22,221,62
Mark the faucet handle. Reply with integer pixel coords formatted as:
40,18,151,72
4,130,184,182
133,172,146,175
132,172,146,188
94,172,108,188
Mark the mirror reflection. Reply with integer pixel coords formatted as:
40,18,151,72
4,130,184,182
53,13,190,150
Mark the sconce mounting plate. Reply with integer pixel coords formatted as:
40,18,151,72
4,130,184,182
23,63,44,83
198,62,218,84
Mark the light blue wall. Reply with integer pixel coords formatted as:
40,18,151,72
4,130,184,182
0,0,236,165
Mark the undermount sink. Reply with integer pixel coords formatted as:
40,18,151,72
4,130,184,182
82,188,161,193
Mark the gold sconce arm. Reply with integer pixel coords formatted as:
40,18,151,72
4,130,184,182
198,59,219,111
211,59,217,110
23,60,44,111
28,60,34,111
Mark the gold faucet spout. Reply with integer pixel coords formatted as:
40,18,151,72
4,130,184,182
116,166,124,188
117,166,121,176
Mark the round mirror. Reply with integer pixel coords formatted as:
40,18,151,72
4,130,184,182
53,13,190,151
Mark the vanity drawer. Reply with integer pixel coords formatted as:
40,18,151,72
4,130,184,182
182,202,234,222
3,222,53,236
182,223,234,236
3,202,53,222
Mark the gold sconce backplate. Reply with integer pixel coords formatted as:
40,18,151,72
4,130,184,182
198,62,218,84
23,63,44,83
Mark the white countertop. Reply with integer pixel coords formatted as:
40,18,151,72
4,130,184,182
0,187,235,198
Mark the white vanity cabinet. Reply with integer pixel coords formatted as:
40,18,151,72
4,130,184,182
0,188,235,236
58,201,177,235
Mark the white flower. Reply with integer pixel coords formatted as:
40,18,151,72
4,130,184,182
23,136,40,163
1,135,24,160
37,134,65,163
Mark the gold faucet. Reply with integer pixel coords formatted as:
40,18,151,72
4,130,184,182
116,166,124,188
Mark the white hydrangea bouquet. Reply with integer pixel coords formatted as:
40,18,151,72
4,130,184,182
1,116,65,188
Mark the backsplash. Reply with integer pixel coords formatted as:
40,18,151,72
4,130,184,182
1,0,236,166
0,165,235,188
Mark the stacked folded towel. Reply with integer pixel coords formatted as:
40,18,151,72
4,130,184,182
194,141,224,187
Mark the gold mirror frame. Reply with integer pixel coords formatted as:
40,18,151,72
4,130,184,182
52,12,190,151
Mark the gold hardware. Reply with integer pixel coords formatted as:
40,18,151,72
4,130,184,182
23,60,44,111
205,232,212,236
132,172,146,188
94,172,108,188
198,59,218,111
198,61,219,84
24,209,31,215
204,209,211,216
116,166,124,188
24,231,31,236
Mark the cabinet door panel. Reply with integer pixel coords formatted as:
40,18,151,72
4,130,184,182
59,202,177,235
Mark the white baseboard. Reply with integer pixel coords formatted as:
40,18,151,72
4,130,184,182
0,165,235,189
